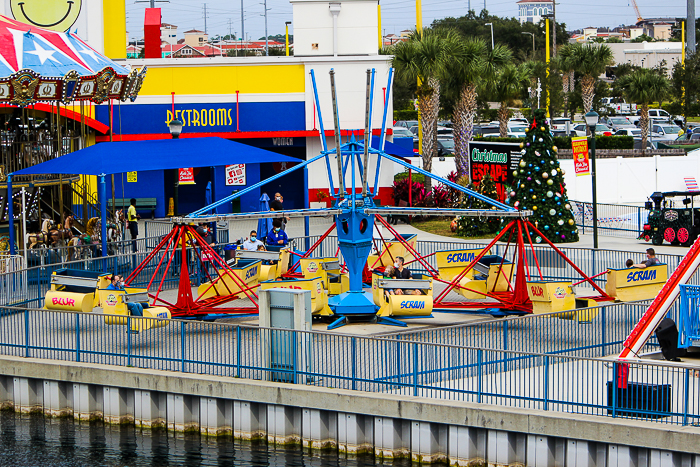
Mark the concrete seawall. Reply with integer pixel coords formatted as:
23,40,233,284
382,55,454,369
0,355,699,466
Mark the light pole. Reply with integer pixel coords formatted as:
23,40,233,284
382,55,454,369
584,110,599,249
169,118,183,215
485,22,494,49
285,21,291,56
521,31,535,56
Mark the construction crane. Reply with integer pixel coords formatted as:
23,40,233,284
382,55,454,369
630,0,643,23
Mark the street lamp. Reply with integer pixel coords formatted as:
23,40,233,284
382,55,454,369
485,22,494,49
168,118,183,215
584,110,599,249
168,119,183,139
521,31,535,56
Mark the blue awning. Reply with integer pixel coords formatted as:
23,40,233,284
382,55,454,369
11,137,299,176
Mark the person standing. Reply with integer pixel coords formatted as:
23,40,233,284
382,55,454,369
266,219,288,246
269,192,289,230
127,198,140,253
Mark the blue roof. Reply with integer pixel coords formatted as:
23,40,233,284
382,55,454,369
12,137,299,176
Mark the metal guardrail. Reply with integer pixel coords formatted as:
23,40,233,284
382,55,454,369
570,200,648,239
144,220,229,244
0,306,696,425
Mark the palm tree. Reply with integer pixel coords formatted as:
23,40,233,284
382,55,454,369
522,60,547,108
553,50,575,117
445,38,511,176
559,43,613,113
491,64,529,137
619,68,671,147
392,28,457,192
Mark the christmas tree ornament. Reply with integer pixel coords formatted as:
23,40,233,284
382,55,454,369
542,172,548,179
533,206,537,210
534,166,540,171
535,236,542,243
549,209,556,215
561,169,565,175
558,219,564,225
521,149,526,155
520,184,525,188
547,179,553,185
551,170,557,176
510,191,516,197
538,138,543,142
544,225,550,230
547,191,553,197
513,170,518,177
514,201,520,207
532,195,537,200
565,203,570,209
519,142,524,148
519,160,526,167
527,177,532,181
540,126,545,131
568,219,574,225
561,234,566,239
552,146,558,152
535,180,541,185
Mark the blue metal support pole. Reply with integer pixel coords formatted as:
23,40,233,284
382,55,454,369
99,174,108,268
374,68,394,196
7,174,14,255
304,165,310,250
310,69,336,198
189,152,328,217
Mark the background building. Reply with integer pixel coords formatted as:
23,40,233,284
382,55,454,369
517,0,552,25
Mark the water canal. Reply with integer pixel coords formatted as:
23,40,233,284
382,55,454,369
0,412,412,466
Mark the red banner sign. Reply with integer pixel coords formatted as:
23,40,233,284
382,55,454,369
178,167,195,185
572,137,590,176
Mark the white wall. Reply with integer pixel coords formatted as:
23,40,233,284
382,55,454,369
292,0,378,56
560,152,700,204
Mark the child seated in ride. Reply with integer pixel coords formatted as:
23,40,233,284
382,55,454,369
106,275,144,317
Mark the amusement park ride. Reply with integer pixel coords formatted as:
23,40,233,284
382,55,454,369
45,69,671,330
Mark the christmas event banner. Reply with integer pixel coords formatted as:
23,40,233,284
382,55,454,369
571,137,590,176
468,141,522,200
178,168,195,185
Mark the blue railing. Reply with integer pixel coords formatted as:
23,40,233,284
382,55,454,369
679,284,700,349
0,306,695,425
570,200,648,239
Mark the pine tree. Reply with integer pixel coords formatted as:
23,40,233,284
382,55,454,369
457,172,501,237
507,109,579,243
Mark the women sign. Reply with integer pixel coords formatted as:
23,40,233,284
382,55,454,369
572,137,590,176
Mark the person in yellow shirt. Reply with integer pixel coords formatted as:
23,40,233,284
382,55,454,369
127,198,140,253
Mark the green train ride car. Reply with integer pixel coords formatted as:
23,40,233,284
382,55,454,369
641,191,700,247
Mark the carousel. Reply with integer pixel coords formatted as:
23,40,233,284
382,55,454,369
0,14,145,258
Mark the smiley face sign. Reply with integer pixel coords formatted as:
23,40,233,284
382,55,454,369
11,0,82,32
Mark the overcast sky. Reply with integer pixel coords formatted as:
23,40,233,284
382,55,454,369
125,0,697,42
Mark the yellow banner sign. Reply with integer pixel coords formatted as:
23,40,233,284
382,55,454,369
127,171,137,183
572,136,590,176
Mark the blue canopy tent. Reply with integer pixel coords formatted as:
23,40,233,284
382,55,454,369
10,137,299,264
257,193,273,241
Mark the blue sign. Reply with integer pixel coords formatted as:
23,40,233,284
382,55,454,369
96,101,305,135
446,252,476,264
400,300,426,309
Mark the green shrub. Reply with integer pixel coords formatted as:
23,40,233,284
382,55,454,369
394,172,425,183
471,135,634,149
394,110,418,121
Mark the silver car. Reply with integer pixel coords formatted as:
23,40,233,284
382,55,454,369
651,124,682,142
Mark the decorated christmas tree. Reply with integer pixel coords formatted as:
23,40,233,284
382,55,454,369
507,109,579,243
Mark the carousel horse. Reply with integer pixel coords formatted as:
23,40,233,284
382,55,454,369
67,217,99,261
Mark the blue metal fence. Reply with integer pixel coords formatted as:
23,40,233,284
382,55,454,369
0,306,695,425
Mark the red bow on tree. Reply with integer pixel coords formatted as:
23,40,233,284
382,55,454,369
530,118,538,130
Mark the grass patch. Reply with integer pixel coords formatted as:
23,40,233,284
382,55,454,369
410,218,496,240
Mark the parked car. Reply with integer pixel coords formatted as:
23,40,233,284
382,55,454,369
437,137,454,157
600,97,637,115
629,109,678,126
508,126,528,138
633,139,658,150
602,116,635,132
392,127,414,138
550,117,572,131
651,124,683,142
572,123,611,136
508,117,529,126
551,129,575,137
395,120,418,129
613,128,642,138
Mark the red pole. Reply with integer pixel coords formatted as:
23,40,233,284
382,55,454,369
236,90,240,132
408,169,412,207
171,91,175,116
382,87,386,107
